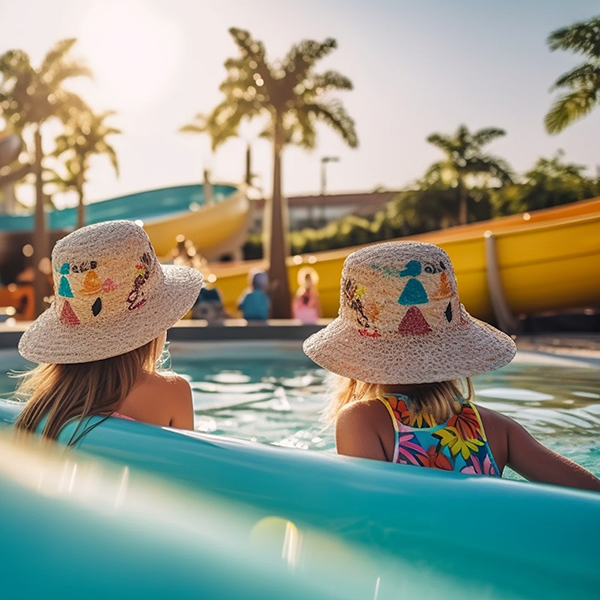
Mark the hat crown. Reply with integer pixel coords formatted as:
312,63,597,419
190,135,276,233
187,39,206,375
339,242,463,338
51,221,162,327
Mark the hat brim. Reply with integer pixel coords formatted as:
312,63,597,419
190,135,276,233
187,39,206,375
19,265,203,364
303,311,516,384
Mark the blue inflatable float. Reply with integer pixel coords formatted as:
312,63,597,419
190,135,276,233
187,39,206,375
1,398,599,599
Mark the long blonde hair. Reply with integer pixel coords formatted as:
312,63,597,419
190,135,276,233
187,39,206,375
14,337,163,441
324,375,474,424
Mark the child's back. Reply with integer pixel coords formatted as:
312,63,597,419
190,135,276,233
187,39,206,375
304,241,600,492
239,289,270,320
239,270,270,321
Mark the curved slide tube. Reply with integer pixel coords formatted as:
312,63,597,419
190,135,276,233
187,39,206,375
212,196,600,321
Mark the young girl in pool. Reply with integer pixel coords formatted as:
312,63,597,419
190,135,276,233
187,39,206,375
292,267,322,325
15,220,204,442
303,241,600,492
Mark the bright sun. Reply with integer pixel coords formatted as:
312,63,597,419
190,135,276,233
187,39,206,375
79,1,182,111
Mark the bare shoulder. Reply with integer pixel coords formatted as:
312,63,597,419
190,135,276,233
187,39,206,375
122,371,194,430
336,399,393,462
147,372,192,409
151,371,191,392
475,404,513,430
337,398,389,430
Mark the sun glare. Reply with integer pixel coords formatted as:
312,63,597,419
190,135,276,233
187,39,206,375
79,1,182,110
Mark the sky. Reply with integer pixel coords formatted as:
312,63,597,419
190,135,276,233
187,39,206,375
1,0,599,208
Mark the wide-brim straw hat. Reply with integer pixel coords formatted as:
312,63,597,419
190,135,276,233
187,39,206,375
303,241,516,384
19,220,203,364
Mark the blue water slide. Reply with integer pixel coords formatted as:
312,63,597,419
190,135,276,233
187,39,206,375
0,183,238,232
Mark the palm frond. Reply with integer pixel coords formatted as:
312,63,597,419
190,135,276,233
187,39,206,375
471,127,506,146
467,155,513,184
545,87,599,134
228,28,273,87
306,100,358,148
547,16,600,59
40,39,78,74
284,38,336,70
51,62,93,86
308,70,353,94
0,49,32,80
426,133,454,152
552,63,600,90
179,124,205,134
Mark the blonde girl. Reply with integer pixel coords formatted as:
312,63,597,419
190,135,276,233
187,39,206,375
15,220,203,443
304,242,600,492
292,267,322,325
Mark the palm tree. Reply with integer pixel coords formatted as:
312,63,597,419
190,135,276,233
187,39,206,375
53,109,120,228
180,112,257,188
206,28,358,318
426,125,513,225
545,15,600,134
0,38,91,316
0,132,31,213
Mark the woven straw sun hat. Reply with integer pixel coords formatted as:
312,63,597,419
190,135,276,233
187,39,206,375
303,241,516,384
18,220,203,364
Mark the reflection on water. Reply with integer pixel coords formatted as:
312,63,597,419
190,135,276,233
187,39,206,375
175,343,600,477
1,342,599,476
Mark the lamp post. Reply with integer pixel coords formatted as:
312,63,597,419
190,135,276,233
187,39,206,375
319,156,339,225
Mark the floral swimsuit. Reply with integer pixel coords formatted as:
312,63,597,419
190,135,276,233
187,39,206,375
378,394,500,477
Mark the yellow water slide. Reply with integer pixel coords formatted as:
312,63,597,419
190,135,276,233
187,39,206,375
211,197,600,321
144,186,250,259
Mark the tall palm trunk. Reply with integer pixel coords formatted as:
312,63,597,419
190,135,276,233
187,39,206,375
265,112,291,318
32,125,50,317
245,143,252,187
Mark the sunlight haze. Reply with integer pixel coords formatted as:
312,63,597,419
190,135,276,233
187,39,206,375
1,0,598,206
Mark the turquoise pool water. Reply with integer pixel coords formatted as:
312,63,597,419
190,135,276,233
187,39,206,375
2,340,599,477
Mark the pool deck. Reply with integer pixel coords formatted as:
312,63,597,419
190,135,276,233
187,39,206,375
1,319,600,359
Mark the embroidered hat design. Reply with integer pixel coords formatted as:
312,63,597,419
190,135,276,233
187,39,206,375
18,220,203,364
303,241,516,385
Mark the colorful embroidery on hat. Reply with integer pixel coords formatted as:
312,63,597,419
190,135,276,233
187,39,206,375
59,263,70,275
60,300,80,325
344,277,380,337
371,263,402,278
102,278,119,292
400,260,421,277
445,302,453,322
358,329,382,338
431,272,452,300
422,260,446,274
126,252,151,311
398,278,429,305
398,306,432,335
58,276,74,298
71,260,97,274
80,270,102,295
92,297,102,316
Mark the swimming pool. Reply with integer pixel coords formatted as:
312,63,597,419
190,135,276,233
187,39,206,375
2,339,599,477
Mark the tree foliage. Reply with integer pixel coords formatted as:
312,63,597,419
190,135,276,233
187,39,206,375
206,28,357,317
0,38,91,315
545,15,600,134
51,109,120,228
491,151,600,214
426,125,513,225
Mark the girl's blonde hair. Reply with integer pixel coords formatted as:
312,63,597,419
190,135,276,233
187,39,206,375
323,375,474,424
14,337,163,441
